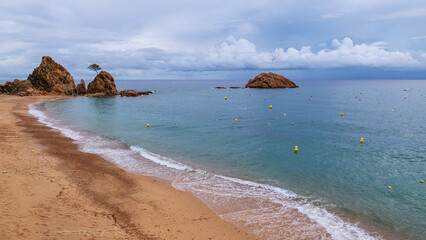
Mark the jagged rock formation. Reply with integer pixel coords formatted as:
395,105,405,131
87,71,119,96
0,56,76,96
1,79,33,95
119,90,153,97
0,57,153,98
76,79,86,95
27,56,76,95
0,79,48,96
245,72,298,88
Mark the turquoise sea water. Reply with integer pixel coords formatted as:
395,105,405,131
33,80,425,239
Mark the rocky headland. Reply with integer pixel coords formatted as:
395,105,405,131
0,56,152,97
245,72,298,88
0,56,76,96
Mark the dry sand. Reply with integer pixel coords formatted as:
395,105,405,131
0,95,255,240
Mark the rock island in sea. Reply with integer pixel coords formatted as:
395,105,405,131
245,72,299,88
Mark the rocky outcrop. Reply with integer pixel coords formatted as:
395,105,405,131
245,72,298,88
1,79,33,95
76,79,86,95
0,56,76,96
214,86,243,89
119,90,152,97
87,71,119,96
0,79,48,96
27,56,76,95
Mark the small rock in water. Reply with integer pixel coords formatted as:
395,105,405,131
119,90,152,97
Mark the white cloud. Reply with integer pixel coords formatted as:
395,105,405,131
412,36,426,40
0,0,425,79
0,36,423,80
0,56,25,67
0,20,21,34
206,36,272,68
205,37,422,69
370,8,426,20
0,41,34,54
320,14,338,19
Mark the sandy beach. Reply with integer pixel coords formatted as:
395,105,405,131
0,95,255,240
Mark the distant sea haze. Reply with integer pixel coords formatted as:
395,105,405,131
31,79,426,240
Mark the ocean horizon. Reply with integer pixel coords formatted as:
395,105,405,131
29,79,425,240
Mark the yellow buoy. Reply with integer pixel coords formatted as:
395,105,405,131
388,186,392,189
421,180,424,183
392,109,395,111
340,113,344,117
203,93,205,96
294,146,298,152
284,113,286,116
225,97,227,100
269,105,272,109
360,137,364,143
235,118,238,122
147,123,150,127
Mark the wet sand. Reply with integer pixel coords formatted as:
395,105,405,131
0,95,255,239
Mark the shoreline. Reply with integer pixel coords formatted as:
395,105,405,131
28,97,384,240
0,95,255,239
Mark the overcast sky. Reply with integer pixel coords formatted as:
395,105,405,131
0,0,425,80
